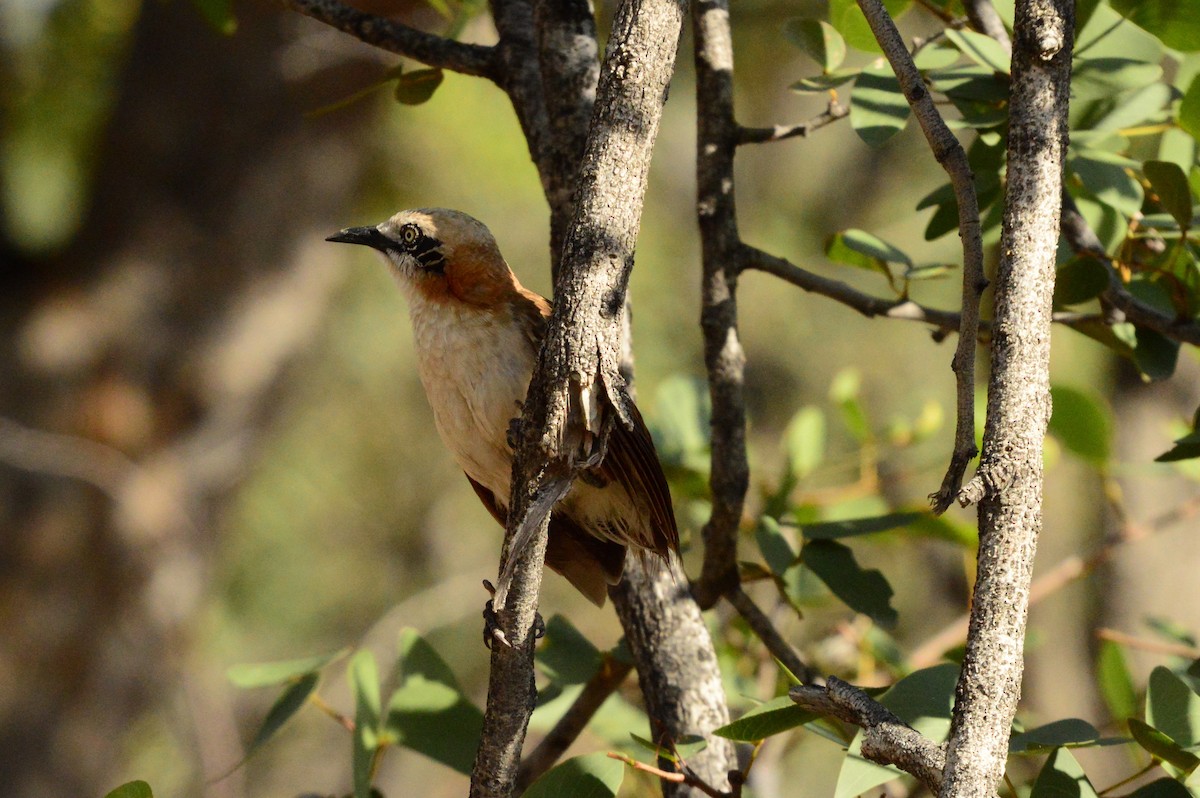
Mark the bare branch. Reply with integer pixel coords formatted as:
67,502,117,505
791,677,947,794
281,0,498,78
856,0,985,515
941,1,1075,796
726,587,818,684
736,102,848,145
515,656,634,790
962,0,1012,48
741,245,966,335
691,0,750,609
1096,628,1200,659
607,753,733,798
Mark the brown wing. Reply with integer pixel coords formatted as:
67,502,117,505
595,398,680,557
465,474,626,607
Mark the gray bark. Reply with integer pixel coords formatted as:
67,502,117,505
942,2,1075,798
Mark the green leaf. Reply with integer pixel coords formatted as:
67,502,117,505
1054,256,1111,307
1181,76,1200,143
834,664,958,798
825,229,911,284
928,65,1009,103
1048,385,1112,465
784,406,825,480
537,615,603,685
943,29,1010,74
385,630,483,775
1144,161,1195,229
1128,778,1195,798
1147,666,1200,749
524,753,625,798
830,369,872,442
1132,326,1181,381
187,0,236,34
1010,719,1103,752
906,513,977,547
913,45,963,71
829,0,913,53
1096,641,1138,722
802,540,897,627
248,672,319,753
851,63,911,147
713,695,818,742
1069,150,1145,218
784,19,847,73
350,650,382,798
800,512,922,540
394,68,444,105
629,732,707,762
790,70,860,93
1129,718,1200,772
103,782,154,798
757,516,798,576
1030,748,1100,798
650,375,711,475
1109,0,1200,52
227,649,349,688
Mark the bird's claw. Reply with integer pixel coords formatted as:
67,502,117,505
481,580,544,649
506,416,523,451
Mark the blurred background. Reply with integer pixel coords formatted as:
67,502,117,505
1,0,1197,795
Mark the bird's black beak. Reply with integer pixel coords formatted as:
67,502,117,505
326,226,393,251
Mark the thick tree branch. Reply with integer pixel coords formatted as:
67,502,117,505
941,3,1074,798
281,0,498,78
470,0,689,794
856,0,985,515
691,0,749,610
791,677,947,794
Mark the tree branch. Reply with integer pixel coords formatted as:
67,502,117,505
736,102,848,145
856,0,985,515
281,0,499,78
691,0,750,610
470,0,689,794
941,2,1074,797
791,677,947,794
726,587,818,684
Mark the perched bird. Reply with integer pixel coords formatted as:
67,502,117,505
327,208,678,606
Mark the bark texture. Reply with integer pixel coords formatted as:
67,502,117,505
942,2,1075,797
469,0,696,794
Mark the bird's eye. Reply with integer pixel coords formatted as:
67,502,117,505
400,224,421,247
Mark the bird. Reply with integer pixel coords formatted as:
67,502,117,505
327,208,678,607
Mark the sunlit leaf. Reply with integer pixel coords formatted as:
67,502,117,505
1144,161,1195,229
1048,385,1112,465
851,63,911,147
784,406,825,480
784,19,847,73
828,0,912,54
790,70,860,93
227,649,349,688
757,516,797,576
943,29,1010,74
913,45,963,71
802,540,897,627
1146,666,1200,749
1109,0,1200,52
1096,641,1138,722
351,650,381,798
629,732,707,762
825,229,911,282
1010,719,1104,752
1181,76,1200,143
1128,718,1200,772
104,782,153,798
906,513,977,546
713,695,818,741
523,753,624,798
1030,748,1100,798
1069,150,1145,217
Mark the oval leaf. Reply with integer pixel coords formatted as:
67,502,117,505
784,19,847,73
802,539,897,627
249,672,319,753
943,28,1010,74
1146,666,1200,749
1048,385,1112,465
395,68,444,105
785,406,825,480
1031,748,1100,798
1096,641,1138,722
537,615,603,685
1054,256,1110,307
1109,0,1200,52
713,695,818,742
851,63,911,147
524,753,625,798
1144,160,1195,228
226,648,349,688
1010,718,1103,752
1129,718,1200,772
800,512,922,541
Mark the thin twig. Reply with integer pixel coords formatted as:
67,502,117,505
855,0,985,516
961,0,1012,48
607,753,732,798
736,102,849,145
515,656,634,790
725,587,819,684
281,0,499,79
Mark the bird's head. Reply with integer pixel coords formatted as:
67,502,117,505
327,208,519,308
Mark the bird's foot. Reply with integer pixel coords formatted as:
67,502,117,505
506,416,523,451
481,579,545,649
